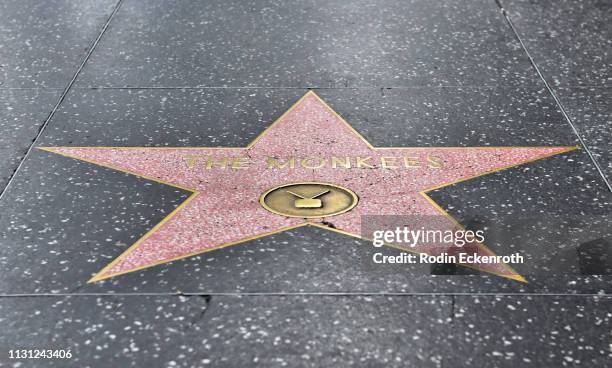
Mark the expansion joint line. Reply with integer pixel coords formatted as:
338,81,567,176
495,0,612,192
0,0,125,201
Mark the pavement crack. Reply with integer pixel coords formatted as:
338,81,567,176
320,220,337,229
187,294,212,329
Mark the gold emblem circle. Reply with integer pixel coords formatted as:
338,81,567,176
259,182,359,218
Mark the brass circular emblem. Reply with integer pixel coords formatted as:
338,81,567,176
259,182,358,218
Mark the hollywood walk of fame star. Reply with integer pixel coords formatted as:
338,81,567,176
39,91,577,282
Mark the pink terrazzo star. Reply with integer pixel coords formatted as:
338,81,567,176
41,91,577,282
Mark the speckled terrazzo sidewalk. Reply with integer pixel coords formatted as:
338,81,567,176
0,0,611,367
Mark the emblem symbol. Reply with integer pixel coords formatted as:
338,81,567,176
286,189,329,208
260,182,358,218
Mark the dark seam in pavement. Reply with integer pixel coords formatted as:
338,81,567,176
2,85,611,90
66,85,553,89
1,293,611,297
495,0,612,192
0,0,126,202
